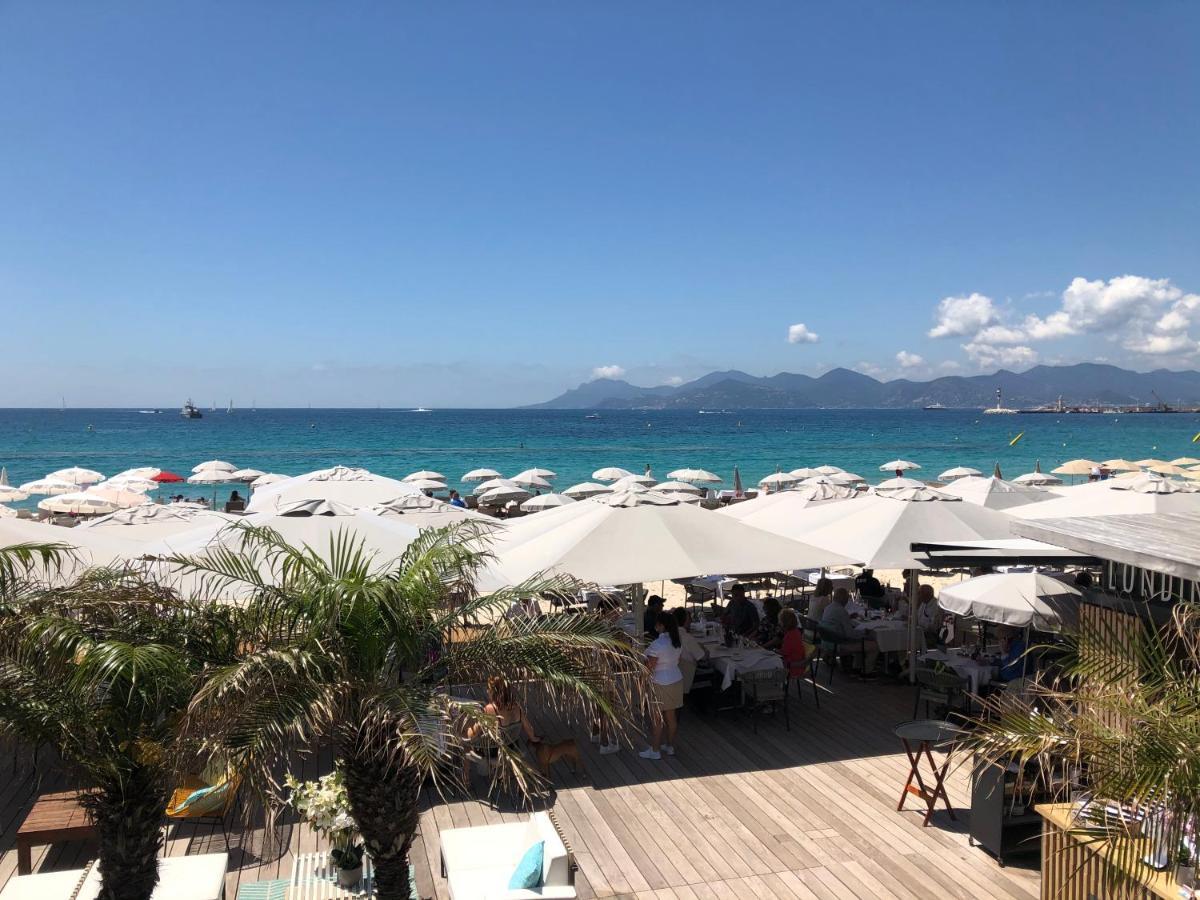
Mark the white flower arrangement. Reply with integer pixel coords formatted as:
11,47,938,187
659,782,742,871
285,768,364,870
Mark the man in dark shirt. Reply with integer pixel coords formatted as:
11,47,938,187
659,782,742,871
855,568,886,609
643,594,666,637
723,584,760,637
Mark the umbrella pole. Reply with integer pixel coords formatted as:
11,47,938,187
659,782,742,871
907,573,919,684
631,583,646,644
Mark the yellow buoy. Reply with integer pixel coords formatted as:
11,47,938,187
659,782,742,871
1009,431,1024,446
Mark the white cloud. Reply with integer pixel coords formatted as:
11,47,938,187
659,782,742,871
590,364,626,380
852,361,886,378
787,323,820,344
895,350,925,369
934,275,1200,365
937,360,963,372
928,293,999,339
963,342,1039,370
664,375,685,386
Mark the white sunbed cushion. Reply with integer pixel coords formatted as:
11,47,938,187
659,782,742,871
447,867,577,900
440,821,530,872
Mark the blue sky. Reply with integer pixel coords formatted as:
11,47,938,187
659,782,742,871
2,2,1198,407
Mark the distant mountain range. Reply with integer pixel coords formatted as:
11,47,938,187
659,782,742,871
524,364,1200,410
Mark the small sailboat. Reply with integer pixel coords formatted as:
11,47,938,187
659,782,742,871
60,396,66,412
227,399,233,414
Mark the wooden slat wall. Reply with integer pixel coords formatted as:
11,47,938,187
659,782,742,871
1040,808,1174,900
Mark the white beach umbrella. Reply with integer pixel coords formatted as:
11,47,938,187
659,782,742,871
461,468,503,482
789,468,823,478
0,519,145,583
653,480,704,495
610,473,657,489
592,466,634,483
1012,471,1063,487
112,467,164,480
510,471,553,491
403,470,446,482
0,467,7,486
1102,459,1140,472
82,504,238,542
718,486,857,528
561,482,613,499
250,472,290,488
939,573,1080,631
187,469,238,485
1051,459,1100,476
879,460,920,473
938,466,983,482
872,476,929,493
230,468,267,482
758,472,800,491
147,501,423,601
815,465,845,475
827,472,865,485
1171,457,1200,466
1008,478,1200,519
1134,458,1169,467
39,489,147,515
192,460,237,474
0,505,15,519
1109,473,1196,494
591,489,679,507
478,485,533,505
938,475,1052,511
520,493,576,512
667,468,722,484
98,476,159,493
472,478,521,496
247,465,420,513
0,485,30,503
1143,462,1191,476
656,491,704,505
517,467,556,480
474,494,857,591
405,478,449,492
370,494,491,528
19,476,78,496
48,466,105,485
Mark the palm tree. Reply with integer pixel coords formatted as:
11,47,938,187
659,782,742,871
172,521,646,900
960,602,1200,894
0,563,244,900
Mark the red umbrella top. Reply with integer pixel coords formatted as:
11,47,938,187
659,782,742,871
151,471,185,483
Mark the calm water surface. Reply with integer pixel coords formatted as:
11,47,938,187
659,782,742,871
2,407,1199,505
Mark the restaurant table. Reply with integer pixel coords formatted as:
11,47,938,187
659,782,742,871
792,569,855,592
859,619,926,654
921,650,998,694
16,790,97,875
689,575,738,599
698,636,783,690
894,719,964,826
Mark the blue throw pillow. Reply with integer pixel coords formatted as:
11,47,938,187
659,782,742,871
507,840,544,890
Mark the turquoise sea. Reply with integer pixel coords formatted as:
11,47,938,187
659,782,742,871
2,407,1200,506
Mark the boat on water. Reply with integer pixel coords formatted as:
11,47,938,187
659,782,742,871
923,402,948,410
982,388,1018,415
181,399,203,419
585,413,600,419
411,407,432,413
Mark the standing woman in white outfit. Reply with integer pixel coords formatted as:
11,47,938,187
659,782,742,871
641,611,684,760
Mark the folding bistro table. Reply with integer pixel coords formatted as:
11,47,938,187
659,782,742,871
894,719,963,826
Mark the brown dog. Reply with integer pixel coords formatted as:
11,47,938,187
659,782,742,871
534,738,582,777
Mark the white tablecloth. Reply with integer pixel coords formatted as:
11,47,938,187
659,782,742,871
792,569,855,591
689,575,738,599
921,650,997,694
699,638,783,690
859,619,926,654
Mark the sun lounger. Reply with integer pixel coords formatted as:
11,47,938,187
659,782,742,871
439,811,575,899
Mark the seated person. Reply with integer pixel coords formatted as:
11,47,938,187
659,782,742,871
757,597,783,649
462,676,540,779
806,577,835,623
722,584,760,637
854,568,886,608
777,608,807,677
915,584,942,645
504,596,539,622
820,588,880,678
643,594,666,638
1073,570,1094,588
996,625,1028,682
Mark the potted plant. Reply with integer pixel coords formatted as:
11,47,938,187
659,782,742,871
286,768,365,888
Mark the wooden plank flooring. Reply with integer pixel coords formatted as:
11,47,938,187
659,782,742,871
0,675,1039,899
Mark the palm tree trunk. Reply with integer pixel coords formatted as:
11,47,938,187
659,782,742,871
81,766,168,900
342,749,421,900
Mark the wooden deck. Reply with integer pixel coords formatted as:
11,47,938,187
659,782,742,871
0,675,1039,899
